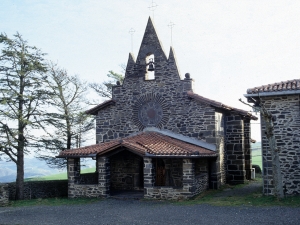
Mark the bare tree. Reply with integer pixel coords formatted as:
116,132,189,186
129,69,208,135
239,98,284,199
0,33,47,200
38,63,94,168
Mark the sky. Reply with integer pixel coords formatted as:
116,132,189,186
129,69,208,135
1,0,300,141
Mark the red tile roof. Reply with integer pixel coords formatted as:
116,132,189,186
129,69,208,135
57,132,217,158
187,91,257,120
85,99,116,115
247,79,300,94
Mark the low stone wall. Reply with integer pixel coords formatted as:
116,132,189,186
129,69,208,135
194,173,208,196
145,186,190,200
0,184,9,206
4,180,68,201
145,174,209,200
69,184,107,198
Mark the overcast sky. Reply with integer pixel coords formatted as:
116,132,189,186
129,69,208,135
1,0,300,141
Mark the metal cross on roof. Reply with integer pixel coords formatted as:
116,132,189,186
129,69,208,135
148,0,158,20
168,22,175,46
129,28,135,53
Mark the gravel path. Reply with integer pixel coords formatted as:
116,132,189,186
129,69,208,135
1,181,299,225
1,199,300,225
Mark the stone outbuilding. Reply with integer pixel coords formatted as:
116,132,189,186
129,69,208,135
245,79,300,195
58,17,257,200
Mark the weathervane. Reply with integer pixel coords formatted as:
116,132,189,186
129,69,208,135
129,28,135,53
168,21,175,46
148,0,158,20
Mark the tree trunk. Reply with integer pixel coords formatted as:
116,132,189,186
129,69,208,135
15,149,24,200
16,68,25,200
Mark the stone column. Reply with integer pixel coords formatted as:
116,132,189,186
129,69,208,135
67,158,80,198
144,157,154,197
244,119,252,180
182,159,195,197
225,115,246,184
97,157,110,197
209,161,222,189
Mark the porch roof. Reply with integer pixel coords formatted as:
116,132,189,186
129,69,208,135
57,131,217,158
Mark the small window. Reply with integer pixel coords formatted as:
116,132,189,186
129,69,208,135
145,53,155,80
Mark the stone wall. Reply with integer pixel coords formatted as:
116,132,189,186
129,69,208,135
110,151,143,190
194,173,209,195
194,158,209,194
95,20,217,146
0,180,68,203
260,94,300,195
225,114,246,184
0,184,9,206
69,184,104,198
68,157,110,198
244,119,252,180
144,158,209,200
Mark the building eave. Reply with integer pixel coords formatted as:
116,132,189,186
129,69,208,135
244,90,300,98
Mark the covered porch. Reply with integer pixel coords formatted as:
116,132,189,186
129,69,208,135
59,130,217,200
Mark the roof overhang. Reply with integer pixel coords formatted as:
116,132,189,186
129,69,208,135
57,130,218,158
244,89,300,98
85,99,116,115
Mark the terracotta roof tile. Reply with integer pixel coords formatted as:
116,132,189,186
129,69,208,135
247,79,300,94
187,91,257,120
57,132,217,158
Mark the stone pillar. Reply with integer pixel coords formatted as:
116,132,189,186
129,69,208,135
67,158,80,198
97,157,110,197
182,159,195,197
144,157,154,197
225,115,246,184
209,160,222,189
244,119,252,180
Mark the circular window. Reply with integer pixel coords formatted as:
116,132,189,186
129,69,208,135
138,101,163,127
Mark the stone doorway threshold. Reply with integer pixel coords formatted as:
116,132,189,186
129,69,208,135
110,190,144,200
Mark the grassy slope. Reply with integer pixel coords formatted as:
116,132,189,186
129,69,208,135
26,167,96,181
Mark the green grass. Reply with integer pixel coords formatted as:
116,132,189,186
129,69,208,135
187,191,300,207
9,197,100,207
252,150,262,169
177,177,300,207
26,167,96,181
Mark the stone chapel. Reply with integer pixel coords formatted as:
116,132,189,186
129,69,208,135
58,17,257,200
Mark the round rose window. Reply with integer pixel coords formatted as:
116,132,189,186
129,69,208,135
138,101,163,127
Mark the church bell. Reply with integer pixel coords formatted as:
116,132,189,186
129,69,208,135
147,59,155,72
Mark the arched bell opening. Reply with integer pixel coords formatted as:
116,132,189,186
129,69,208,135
145,53,155,80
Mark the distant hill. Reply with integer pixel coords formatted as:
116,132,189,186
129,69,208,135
0,157,95,183
0,158,67,183
251,142,261,151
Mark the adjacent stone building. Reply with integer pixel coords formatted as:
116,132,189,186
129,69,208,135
245,79,300,195
58,17,257,200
